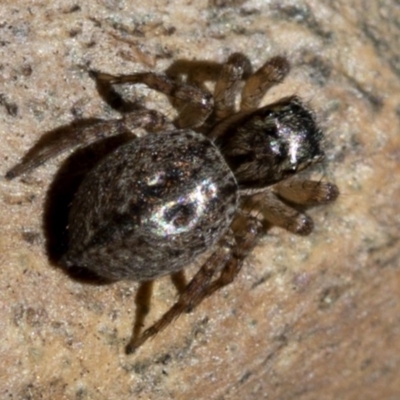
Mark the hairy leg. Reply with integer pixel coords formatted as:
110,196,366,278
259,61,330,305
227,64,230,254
188,216,263,306
250,191,315,236
240,56,290,111
5,109,170,179
274,178,339,205
91,70,214,129
213,53,252,120
249,178,339,236
125,232,236,353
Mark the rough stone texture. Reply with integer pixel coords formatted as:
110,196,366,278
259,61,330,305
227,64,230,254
1,0,400,399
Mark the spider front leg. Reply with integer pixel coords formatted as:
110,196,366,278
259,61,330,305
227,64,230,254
5,109,170,179
126,216,263,354
274,178,339,206
252,178,339,235
90,70,214,129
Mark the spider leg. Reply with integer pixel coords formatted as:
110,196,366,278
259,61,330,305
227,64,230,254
240,56,290,111
5,109,170,179
126,216,263,354
274,178,339,205
213,53,252,121
248,178,339,236
90,71,214,129
250,191,315,236
188,216,263,307
125,233,235,353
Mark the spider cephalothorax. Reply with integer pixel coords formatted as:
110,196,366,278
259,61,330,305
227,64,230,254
213,95,324,189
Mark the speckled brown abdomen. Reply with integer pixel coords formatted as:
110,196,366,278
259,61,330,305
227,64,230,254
62,129,238,281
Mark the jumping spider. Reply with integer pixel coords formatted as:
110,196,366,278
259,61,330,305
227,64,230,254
6,53,339,354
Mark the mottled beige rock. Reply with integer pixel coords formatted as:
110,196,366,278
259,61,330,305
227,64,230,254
1,1,399,399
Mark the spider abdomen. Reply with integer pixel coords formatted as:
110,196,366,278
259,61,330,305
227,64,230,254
62,129,238,281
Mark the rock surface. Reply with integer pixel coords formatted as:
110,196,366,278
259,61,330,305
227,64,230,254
1,1,399,399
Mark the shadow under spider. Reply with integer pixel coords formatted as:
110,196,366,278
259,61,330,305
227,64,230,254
40,125,133,283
